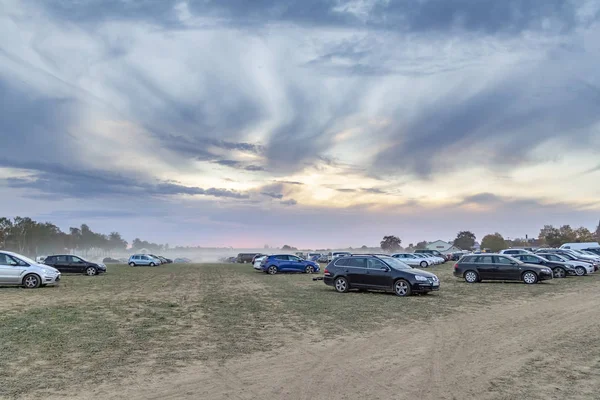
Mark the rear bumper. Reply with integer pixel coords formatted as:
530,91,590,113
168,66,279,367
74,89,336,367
323,276,334,286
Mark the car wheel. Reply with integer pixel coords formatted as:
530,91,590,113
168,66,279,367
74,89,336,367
149,262,155,267
575,266,586,276
267,266,278,275
129,262,135,267
552,267,566,279
23,274,41,289
86,267,97,276
334,277,349,293
394,279,411,297
420,261,428,268
305,265,315,274
522,271,538,284
464,270,479,283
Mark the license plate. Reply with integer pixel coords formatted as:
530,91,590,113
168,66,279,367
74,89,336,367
432,282,439,286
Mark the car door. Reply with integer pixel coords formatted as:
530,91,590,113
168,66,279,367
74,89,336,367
273,255,290,271
494,256,521,280
0,254,27,284
288,256,304,272
475,256,497,279
53,255,70,272
69,256,86,273
336,257,368,287
365,258,393,289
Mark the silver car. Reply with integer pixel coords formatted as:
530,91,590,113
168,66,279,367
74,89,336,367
0,251,61,289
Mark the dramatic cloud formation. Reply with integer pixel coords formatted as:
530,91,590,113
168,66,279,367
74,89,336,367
1,0,599,247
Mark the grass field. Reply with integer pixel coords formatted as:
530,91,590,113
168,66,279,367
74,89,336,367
1,262,599,398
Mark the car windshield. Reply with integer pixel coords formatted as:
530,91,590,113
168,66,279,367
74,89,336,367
380,256,412,270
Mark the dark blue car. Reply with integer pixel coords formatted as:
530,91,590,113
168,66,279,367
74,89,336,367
260,254,320,275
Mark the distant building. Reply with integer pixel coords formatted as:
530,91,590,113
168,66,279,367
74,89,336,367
426,240,463,254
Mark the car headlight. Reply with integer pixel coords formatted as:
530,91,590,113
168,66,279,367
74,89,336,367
545,268,552,273
415,275,428,281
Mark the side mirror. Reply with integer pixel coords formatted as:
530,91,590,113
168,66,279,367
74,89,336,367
381,266,390,272
510,262,518,265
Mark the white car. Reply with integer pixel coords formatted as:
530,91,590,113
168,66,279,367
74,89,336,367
499,249,534,256
0,251,61,288
421,254,443,265
391,253,431,268
253,256,266,270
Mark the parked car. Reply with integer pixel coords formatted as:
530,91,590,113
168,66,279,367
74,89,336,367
260,254,320,274
535,248,598,272
420,253,444,265
511,254,576,278
35,255,47,263
251,254,267,264
156,256,172,264
174,257,192,263
535,252,594,276
584,247,600,256
320,255,439,296
0,251,61,288
499,249,534,256
44,254,107,276
391,253,431,268
453,254,553,284
128,254,161,267
253,255,267,270
414,249,445,259
103,257,120,264
147,254,164,265
237,253,259,264
318,254,329,263
560,242,600,251
327,252,352,262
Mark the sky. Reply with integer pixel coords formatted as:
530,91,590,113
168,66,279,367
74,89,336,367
1,0,600,249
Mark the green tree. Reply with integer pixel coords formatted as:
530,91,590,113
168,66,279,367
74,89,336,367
281,244,298,251
596,220,600,241
380,235,402,253
481,233,507,252
574,227,595,242
538,225,561,247
453,231,476,250
415,241,428,250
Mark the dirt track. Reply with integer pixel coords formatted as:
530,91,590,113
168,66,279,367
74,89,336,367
52,286,600,400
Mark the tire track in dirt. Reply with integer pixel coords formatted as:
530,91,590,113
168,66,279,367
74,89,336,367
41,287,600,400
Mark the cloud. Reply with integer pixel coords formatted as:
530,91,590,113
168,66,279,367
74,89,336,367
0,159,248,200
281,199,298,206
261,192,284,200
361,188,386,194
336,188,357,193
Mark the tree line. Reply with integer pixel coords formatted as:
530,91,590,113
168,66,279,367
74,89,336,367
0,216,168,258
379,220,600,253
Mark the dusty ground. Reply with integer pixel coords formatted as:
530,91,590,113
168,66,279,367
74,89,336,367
24,270,600,400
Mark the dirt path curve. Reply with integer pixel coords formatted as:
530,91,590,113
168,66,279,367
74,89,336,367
56,287,600,400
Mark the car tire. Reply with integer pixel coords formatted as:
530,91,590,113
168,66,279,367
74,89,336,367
267,265,278,275
552,267,566,279
575,266,586,276
394,279,412,297
22,274,41,289
464,270,479,283
129,262,136,267
522,271,538,284
149,262,155,267
305,265,315,274
86,267,98,276
420,261,428,268
334,277,349,293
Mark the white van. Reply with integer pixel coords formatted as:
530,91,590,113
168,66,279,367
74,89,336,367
560,242,600,250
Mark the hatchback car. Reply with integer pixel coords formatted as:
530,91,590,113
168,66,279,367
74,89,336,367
321,255,439,296
0,251,61,288
44,255,107,276
535,253,594,276
260,254,320,274
454,254,553,284
128,254,161,266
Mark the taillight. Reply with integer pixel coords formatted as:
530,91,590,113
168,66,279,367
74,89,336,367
323,269,331,276
453,263,459,269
